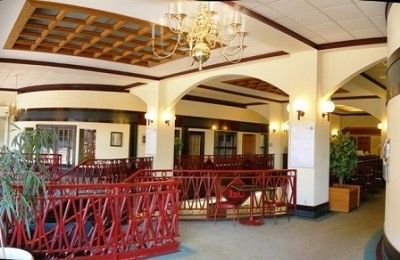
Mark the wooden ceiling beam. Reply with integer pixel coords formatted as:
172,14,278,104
31,10,66,51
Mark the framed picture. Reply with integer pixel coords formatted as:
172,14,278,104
110,132,123,147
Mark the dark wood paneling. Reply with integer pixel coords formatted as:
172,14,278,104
197,85,288,103
182,95,247,108
0,58,159,80
317,37,387,50
342,127,381,136
360,72,387,90
158,51,289,79
17,83,137,94
129,124,138,157
176,115,268,133
332,95,381,101
16,108,147,124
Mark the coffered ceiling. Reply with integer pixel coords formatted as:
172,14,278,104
238,0,386,44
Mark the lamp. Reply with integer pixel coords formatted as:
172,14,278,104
162,111,176,126
293,100,306,120
144,111,155,125
211,124,218,130
270,122,279,133
282,122,289,133
377,123,383,130
321,100,335,121
152,2,247,70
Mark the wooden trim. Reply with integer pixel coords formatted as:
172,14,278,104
4,1,36,49
226,2,387,50
182,95,247,108
0,58,159,80
159,51,289,80
0,88,17,92
332,112,371,117
342,127,381,136
382,233,400,260
245,102,267,106
227,2,318,48
197,85,288,103
331,95,381,101
317,37,387,50
16,83,141,94
360,72,387,90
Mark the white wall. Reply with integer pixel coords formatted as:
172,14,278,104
340,115,380,129
13,121,130,163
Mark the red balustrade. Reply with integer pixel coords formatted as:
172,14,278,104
127,169,297,220
54,157,153,184
174,154,275,170
4,180,180,259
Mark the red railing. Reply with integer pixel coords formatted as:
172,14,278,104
4,180,180,259
54,157,153,184
127,169,296,220
174,154,275,170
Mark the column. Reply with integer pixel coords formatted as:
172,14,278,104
287,51,331,217
130,82,176,169
383,3,400,257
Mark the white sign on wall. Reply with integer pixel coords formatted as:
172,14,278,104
145,127,157,155
289,124,315,168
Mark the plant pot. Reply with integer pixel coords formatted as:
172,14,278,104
329,184,360,213
0,247,33,260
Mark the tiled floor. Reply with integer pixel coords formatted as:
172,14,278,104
153,194,385,260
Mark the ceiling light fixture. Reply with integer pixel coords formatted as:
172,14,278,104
151,1,247,70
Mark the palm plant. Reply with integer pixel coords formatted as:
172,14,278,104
330,131,358,186
0,126,56,255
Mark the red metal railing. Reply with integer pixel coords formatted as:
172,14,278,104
4,180,180,259
54,157,153,184
127,169,296,220
174,154,275,170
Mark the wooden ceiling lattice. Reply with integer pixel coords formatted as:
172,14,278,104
5,0,190,67
223,77,289,97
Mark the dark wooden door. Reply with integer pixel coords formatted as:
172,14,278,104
242,134,256,155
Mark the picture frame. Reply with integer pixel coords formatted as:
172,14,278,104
110,132,123,147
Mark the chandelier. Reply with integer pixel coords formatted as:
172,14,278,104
6,74,22,118
151,1,247,70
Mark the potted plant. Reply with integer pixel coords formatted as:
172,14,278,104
329,131,360,212
174,138,184,168
0,127,56,259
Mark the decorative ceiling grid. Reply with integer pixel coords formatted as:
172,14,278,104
4,1,201,67
223,77,289,96
238,0,386,44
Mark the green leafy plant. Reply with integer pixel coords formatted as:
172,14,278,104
330,131,358,186
174,138,184,156
0,126,56,249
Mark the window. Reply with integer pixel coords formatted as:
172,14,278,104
214,131,237,155
37,125,76,166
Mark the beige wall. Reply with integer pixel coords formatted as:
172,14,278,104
340,115,380,129
13,121,131,163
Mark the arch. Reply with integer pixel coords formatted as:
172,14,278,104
161,55,291,108
321,45,387,98
333,101,383,120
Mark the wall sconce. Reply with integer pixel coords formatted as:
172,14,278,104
162,111,176,126
293,100,306,120
377,123,383,130
144,111,155,125
211,124,218,130
331,129,339,137
222,125,228,131
282,122,289,133
270,122,279,133
321,100,335,121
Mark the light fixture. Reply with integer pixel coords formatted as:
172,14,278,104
162,111,176,126
321,100,335,121
211,124,218,130
270,122,279,133
152,1,247,70
222,125,228,131
282,122,289,133
331,129,339,137
377,123,383,130
292,100,306,121
7,74,23,118
144,111,155,125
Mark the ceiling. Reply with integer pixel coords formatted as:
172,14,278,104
0,0,388,81
238,0,386,44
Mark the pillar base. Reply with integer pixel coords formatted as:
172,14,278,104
294,202,330,219
382,233,400,260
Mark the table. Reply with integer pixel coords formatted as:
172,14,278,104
231,184,275,226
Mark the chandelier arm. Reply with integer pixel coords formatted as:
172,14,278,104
152,37,181,59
